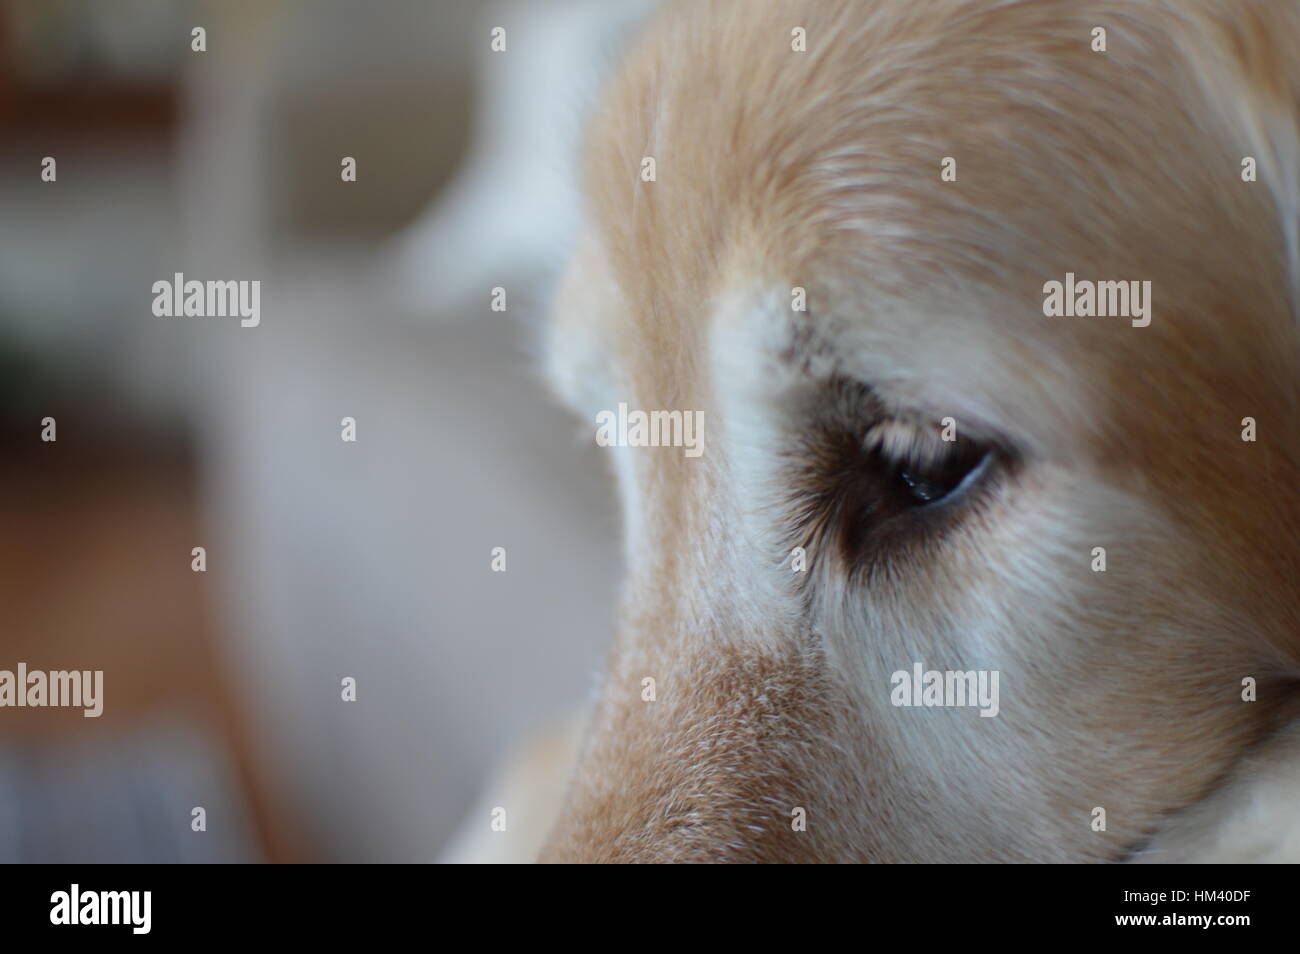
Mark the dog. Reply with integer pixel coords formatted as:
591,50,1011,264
533,0,1300,862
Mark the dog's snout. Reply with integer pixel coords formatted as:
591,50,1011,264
540,640,873,862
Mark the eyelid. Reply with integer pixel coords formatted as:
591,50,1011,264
926,449,996,509
863,418,956,469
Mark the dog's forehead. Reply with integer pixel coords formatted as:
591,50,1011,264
576,0,1299,455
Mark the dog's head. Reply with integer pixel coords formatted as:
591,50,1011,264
540,0,1300,862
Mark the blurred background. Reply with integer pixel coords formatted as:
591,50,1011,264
0,0,653,862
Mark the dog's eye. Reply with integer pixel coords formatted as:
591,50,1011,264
788,410,999,569
892,442,990,507
862,418,991,511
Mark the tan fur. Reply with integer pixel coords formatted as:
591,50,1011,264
540,0,1300,862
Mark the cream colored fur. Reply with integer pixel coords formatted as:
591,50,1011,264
525,0,1300,862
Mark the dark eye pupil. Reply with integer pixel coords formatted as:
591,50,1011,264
898,469,948,503
896,446,987,506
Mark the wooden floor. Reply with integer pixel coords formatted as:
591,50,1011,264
0,431,294,861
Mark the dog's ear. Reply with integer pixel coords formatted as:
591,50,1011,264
1179,0,1300,310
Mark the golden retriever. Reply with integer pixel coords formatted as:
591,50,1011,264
535,0,1300,862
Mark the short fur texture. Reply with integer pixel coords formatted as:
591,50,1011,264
540,0,1300,862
